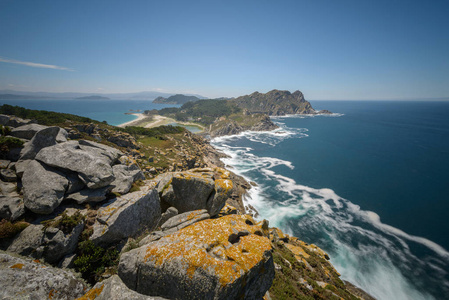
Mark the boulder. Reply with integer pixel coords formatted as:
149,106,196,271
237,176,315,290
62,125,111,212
36,140,121,189
39,222,84,264
0,196,25,221
10,123,49,139
7,216,84,264
155,168,233,216
7,224,46,257
14,159,31,177
65,171,86,194
66,186,112,204
90,184,161,246
0,252,86,299
19,126,60,160
0,115,33,127
158,206,178,227
0,168,17,182
22,160,68,214
111,164,145,194
80,275,168,300
118,214,274,300
160,209,210,232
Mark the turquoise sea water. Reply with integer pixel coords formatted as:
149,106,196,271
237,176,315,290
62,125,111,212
211,101,449,300
0,99,179,126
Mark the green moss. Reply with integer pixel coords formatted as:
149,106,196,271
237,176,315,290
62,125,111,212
0,136,24,159
0,219,29,239
129,179,145,193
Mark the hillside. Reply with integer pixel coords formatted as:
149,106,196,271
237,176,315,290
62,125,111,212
232,89,330,115
153,94,200,104
0,106,371,299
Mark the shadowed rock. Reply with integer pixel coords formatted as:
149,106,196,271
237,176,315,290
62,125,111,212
22,160,68,214
90,184,161,247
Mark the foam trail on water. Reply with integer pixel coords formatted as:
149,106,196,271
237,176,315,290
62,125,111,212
211,119,449,300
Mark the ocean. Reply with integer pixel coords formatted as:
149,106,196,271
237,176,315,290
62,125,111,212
2,99,448,299
211,100,449,300
0,99,179,126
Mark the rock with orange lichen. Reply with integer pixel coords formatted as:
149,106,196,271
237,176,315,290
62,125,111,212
154,168,233,216
118,214,274,300
0,251,85,299
90,185,161,247
78,275,168,300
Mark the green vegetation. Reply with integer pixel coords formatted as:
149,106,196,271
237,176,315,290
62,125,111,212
117,125,185,139
41,211,85,234
159,99,241,125
269,243,359,300
0,219,29,239
0,136,24,159
74,240,119,284
0,104,99,125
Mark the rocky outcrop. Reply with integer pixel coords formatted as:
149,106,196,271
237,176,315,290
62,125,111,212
36,140,121,189
208,113,278,138
79,275,168,300
155,167,233,216
232,89,318,116
111,163,145,194
118,214,274,300
90,184,161,246
19,126,61,160
7,211,84,264
0,252,86,300
22,160,68,214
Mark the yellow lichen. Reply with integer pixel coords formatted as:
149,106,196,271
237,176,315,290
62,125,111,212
215,179,233,193
76,285,104,300
144,214,272,287
284,243,310,259
10,263,25,269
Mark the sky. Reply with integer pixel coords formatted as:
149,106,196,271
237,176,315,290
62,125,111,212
0,0,448,100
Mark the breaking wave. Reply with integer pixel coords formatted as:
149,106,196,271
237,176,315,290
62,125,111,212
211,118,449,300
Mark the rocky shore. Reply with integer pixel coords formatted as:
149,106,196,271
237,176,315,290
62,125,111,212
0,108,373,299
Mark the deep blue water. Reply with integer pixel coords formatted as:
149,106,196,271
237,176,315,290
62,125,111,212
211,101,449,300
0,99,178,126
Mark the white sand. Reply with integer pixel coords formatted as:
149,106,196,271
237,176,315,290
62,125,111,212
117,113,148,128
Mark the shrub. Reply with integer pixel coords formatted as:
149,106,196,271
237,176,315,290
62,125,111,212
41,211,85,234
74,240,119,284
0,219,29,239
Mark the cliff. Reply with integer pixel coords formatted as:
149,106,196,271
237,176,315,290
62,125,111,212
0,106,370,300
232,89,328,116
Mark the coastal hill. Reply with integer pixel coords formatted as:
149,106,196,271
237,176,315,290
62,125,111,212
75,95,110,100
233,89,329,115
0,105,371,299
153,94,201,105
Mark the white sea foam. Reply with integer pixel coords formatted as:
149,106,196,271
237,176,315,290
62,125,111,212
211,119,449,300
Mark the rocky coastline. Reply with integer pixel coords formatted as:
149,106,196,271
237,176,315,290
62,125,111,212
0,105,373,299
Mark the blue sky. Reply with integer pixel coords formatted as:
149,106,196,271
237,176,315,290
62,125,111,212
0,0,448,99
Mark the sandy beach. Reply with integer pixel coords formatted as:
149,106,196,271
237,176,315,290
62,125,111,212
117,113,205,132
117,113,151,128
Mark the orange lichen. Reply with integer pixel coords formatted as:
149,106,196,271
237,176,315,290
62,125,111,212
48,289,56,299
33,259,40,263
75,285,104,300
284,243,310,259
143,214,272,287
215,179,233,193
10,263,25,269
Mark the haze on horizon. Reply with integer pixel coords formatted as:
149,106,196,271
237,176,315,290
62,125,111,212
0,0,448,100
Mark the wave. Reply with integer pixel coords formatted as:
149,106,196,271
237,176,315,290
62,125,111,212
211,121,449,300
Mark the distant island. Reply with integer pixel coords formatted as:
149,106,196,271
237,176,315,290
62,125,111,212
74,95,110,100
153,94,200,104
